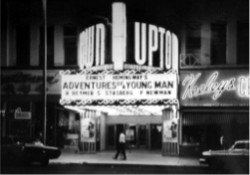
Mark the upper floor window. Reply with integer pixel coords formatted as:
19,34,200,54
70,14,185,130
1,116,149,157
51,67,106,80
186,23,201,52
180,23,201,67
211,21,226,65
16,25,30,67
39,26,54,67
64,26,77,65
237,21,249,65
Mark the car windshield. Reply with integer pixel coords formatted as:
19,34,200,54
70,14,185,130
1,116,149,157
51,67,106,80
12,137,42,144
233,142,248,149
1,137,43,145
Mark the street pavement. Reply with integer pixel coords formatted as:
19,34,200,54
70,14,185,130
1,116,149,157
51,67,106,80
50,149,201,167
2,150,248,174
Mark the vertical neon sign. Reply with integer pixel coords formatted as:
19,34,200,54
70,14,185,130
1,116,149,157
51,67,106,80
112,2,127,70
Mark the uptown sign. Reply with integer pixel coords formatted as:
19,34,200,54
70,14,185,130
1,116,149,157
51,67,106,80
78,22,178,71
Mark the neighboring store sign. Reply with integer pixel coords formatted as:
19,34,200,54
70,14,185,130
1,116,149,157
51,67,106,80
14,107,31,120
61,71,177,104
180,70,249,106
1,70,61,95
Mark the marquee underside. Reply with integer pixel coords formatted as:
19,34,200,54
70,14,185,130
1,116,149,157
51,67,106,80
64,105,171,116
60,99,178,106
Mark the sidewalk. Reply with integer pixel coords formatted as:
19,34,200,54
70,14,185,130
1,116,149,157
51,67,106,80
50,149,201,167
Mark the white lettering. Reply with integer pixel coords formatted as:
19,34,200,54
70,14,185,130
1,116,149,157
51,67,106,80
95,24,105,65
135,22,147,65
238,76,250,98
171,34,178,72
148,24,158,67
86,27,94,67
165,31,171,69
182,72,236,100
112,2,127,70
134,22,178,70
78,23,106,69
158,27,165,69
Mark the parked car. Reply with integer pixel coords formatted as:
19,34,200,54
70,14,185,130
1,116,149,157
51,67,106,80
200,140,249,171
1,136,61,166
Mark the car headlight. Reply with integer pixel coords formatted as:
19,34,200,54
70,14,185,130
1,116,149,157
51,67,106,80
202,151,211,156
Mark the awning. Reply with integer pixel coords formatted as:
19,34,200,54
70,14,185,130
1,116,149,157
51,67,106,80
182,112,249,126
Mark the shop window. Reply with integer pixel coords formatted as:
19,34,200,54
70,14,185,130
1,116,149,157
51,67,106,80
64,26,77,65
57,110,80,149
8,102,32,137
211,21,226,65
237,21,249,65
138,125,147,147
11,121,31,137
33,102,44,140
150,124,162,149
1,102,6,137
127,125,136,148
10,102,30,112
182,112,249,152
16,25,30,67
107,125,115,147
39,26,54,67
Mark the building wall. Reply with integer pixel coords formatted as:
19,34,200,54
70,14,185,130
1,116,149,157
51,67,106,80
1,0,249,153
1,0,249,69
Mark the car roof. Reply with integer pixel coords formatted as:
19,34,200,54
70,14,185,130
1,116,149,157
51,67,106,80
234,140,249,144
2,136,40,143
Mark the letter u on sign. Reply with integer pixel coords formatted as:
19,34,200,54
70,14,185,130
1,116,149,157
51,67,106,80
78,24,106,69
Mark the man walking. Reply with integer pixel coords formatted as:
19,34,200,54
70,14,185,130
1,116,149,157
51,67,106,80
113,132,127,160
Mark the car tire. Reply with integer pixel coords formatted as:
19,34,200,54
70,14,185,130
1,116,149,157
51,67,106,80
41,158,49,166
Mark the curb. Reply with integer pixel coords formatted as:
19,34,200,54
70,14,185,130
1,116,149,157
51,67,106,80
50,161,205,168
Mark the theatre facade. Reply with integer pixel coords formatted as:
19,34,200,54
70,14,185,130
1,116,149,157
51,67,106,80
59,2,180,155
1,0,249,156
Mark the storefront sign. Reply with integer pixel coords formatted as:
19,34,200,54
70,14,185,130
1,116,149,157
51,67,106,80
14,107,31,120
61,72,177,102
180,70,249,106
1,70,61,95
